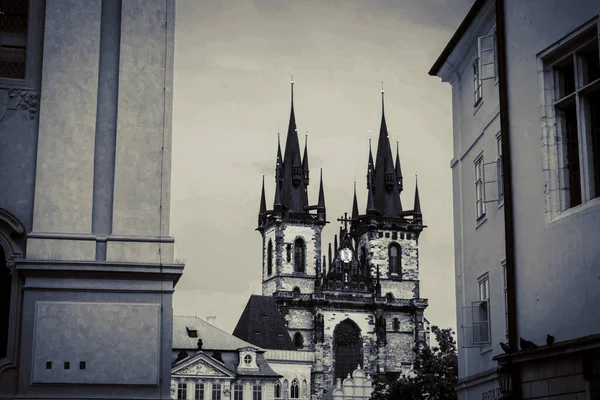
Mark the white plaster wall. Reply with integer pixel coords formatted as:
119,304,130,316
441,0,507,381
32,0,101,234
267,361,312,399
503,0,600,344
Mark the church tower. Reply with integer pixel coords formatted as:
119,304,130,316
242,83,429,400
257,77,327,297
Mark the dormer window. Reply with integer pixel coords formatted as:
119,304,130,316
186,326,198,338
244,354,252,365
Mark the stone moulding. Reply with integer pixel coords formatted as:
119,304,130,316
0,89,40,121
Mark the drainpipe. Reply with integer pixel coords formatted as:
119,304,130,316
495,0,521,397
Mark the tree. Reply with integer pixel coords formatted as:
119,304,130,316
370,326,458,400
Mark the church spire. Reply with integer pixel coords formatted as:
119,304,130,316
281,75,309,213
372,84,402,217
317,168,326,220
366,168,377,215
366,132,374,190
259,174,266,214
414,175,422,217
352,181,359,219
395,139,403,192
302,132,309,185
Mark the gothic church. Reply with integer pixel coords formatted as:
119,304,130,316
233,80,429,399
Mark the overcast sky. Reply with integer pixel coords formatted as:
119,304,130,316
170,0,473,335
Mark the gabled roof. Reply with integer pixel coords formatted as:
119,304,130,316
172,351,236,378
428,0,486,76
232,295,296,351
173,316,264,351
172,350,281,379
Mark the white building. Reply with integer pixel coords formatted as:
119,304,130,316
430,0,600,399
0,1,183,399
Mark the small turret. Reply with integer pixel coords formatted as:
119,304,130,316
258,175,267,227
395,140,403,192
302,133,309,185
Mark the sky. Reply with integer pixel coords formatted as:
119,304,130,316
170,0,473,336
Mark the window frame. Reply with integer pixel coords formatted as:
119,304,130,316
233,383,243,400
293,237,306,273
538,18,600,222
474,153,487,220
388,242,402,276
496,132,504,204
473,57,483,107
196,382,205,400
252,384,262,400
0,0,43,90
475,274,491,347
177,382,187,400
290,378,300,399
267,239,273,276
502,260,508,340
212,382,222,400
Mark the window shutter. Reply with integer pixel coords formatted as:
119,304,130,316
460,305,479,348
483,160,500,203
478,32,497,81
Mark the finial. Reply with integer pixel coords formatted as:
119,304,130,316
368,130,371,139
381,81,385,112
381,81,384,93
291,73,294,85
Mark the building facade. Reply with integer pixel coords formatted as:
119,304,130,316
431,0,600,399
171,316,281,400
0,1,183,399
427,1,505,399
234,81,430,399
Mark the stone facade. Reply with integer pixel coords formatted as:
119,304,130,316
0,1,183,399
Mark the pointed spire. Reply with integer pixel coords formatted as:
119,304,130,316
328,243,332,268
414,175,422,216
318,168,326,220
281,75,307,213
322,255,327,274
367,132,375,190
334,234,338,252
259,175,267,215
352,181,359,219
395,139,403,192
367,168,377,215
372,85,402,217
303,131,309,184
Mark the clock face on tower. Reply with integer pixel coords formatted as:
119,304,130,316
340,248,353,263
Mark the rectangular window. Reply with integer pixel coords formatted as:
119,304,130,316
475,276,490,345
474,155,486,219
543,25,600,212
234,384,243,400
195,383,205,400
252,385,262,400
212,383,222,400
0,0,28,80
177,382,187,400
473,58,483,106
497,134,504,201
502,261,508,340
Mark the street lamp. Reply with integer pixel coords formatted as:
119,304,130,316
496,365,512,399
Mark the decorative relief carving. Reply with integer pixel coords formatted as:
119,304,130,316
179,362,223,376
0,89,40,121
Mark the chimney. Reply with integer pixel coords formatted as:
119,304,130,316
206,316,216,326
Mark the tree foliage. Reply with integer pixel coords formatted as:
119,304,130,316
371,326,458,400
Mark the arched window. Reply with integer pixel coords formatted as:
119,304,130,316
274,381,282,399
294,332,304,349
267,239,273,276
302,380,307,397
294,238,305,273
360,245,367,267
333,319,363,381
388,243,401,275
290,378,299,399
283,379,289,399
0,245,9,359
393,318,400,331
292,287,301,297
